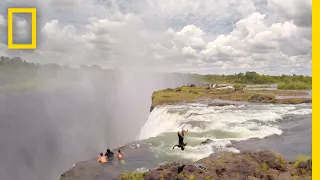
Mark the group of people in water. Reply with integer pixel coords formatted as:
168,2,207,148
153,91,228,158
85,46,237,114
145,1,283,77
97,129,188,164
98,148,123,163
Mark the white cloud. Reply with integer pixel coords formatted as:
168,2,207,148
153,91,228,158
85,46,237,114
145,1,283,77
157,11,311,74
267,0,312,27
0,15,6,38
0,0,312,75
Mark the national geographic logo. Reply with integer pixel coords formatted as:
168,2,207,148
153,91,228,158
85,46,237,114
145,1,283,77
7,8,37,49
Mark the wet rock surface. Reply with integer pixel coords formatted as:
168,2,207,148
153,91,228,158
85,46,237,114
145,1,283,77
60,146,157,180
207,102,236,107
201,139,213,145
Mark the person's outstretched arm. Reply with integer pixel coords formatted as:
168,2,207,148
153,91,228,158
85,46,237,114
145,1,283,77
181,129,188,136
182,129,188,133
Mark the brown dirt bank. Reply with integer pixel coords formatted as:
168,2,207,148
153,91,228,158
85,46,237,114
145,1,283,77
118,150,311,180
150,86,311,112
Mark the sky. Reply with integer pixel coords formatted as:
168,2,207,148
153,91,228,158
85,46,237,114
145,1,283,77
0,0,312,75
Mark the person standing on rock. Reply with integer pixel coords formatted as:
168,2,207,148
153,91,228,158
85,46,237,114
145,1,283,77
172,129,188,151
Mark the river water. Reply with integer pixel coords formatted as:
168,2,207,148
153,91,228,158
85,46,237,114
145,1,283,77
93,100,311,179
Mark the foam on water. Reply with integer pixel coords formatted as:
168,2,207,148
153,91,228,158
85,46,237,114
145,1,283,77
139,103,311,161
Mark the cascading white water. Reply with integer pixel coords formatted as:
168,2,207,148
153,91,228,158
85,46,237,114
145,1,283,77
138,102,312,161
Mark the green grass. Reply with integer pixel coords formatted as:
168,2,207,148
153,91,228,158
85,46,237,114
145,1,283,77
277,82,311,90
151,86,311,108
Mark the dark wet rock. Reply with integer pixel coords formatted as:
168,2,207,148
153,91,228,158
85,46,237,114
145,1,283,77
59,146,156,180
207,102,235,107
118,150,311,180
201,139,213,145
164,88,174,91
249,94,274,102
150,105,155,112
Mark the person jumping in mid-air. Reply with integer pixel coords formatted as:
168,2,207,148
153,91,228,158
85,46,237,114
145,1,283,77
172,129,188,151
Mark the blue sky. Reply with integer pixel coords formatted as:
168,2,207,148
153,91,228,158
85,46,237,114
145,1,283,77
0,0,312,75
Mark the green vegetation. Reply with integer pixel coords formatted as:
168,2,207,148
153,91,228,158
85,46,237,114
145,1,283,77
178,173,185,178
120,171,145,180
255,167,260,173
275,153,287,165
277,81,311,90
0,56,39,87
0,56,108,89
192,71,311,90
206,176,214,180
189,174,195,180
294,155,310,168
59,177,66,180
151,86,311,108
261,162,269,172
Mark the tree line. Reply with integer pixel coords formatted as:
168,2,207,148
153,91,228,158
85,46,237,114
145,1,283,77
192,71,311,90
0,56,312,90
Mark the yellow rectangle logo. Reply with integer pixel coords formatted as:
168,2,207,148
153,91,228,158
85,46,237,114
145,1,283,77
7,8,37,49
